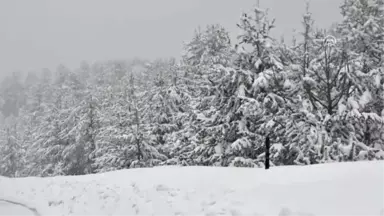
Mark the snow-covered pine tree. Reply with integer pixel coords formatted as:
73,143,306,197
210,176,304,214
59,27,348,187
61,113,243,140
94,72,167,172
283,0,384,164
0,127,15,177
279,3,333,165
13,107,35,176
188,6,293,167
35,101,66,176
0,117,24,177
142,59,193,166
126,73,169,168
25,66,88,176
229,6,295,167
339,0,383,74
54,69,92,175
93,85,132,172
335,0,384,158
294,29,365,163
182,24,234,96
16,74,55,176
177,24,236,166
66,92,100,175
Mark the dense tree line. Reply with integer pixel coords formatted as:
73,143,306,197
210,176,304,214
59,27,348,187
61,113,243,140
0,0,383,177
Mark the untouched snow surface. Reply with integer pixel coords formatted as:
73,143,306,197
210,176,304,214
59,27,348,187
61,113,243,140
0,161,383,216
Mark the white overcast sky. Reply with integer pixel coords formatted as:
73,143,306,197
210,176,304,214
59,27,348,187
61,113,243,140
0,0,343,77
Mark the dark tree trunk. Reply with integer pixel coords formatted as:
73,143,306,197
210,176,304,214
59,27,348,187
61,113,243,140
265,136,270,170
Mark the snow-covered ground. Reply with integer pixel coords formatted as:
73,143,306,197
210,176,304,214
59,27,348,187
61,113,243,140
0,199,39,216
0,161,383,216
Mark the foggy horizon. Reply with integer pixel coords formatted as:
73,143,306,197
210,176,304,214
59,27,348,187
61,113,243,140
0,0,342,77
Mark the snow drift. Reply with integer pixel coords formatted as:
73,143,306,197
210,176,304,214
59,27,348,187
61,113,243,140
0,161,383,215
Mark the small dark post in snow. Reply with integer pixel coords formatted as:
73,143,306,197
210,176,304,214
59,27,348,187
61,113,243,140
265,136,270,170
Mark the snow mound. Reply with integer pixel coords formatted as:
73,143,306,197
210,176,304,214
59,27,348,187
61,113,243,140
0,161,383,215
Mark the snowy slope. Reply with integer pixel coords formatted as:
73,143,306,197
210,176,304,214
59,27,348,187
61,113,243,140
0,199,39,216
0,161,383,216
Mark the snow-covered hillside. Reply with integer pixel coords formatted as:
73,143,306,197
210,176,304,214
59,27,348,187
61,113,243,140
1,161,383,216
